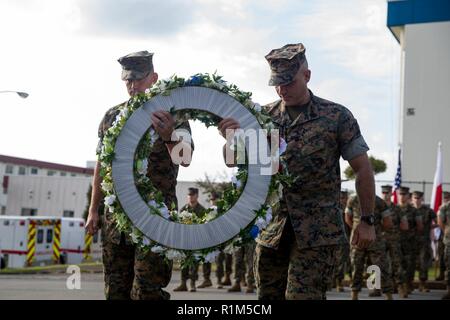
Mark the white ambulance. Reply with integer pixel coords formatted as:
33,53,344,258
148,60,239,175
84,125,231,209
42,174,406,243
59,218,85,265
0,216,59,268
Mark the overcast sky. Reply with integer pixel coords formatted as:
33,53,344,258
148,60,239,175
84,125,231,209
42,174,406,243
0,0,401,189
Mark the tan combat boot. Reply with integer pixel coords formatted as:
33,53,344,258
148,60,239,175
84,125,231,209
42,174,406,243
418,280,429,292
174,280,188,292
442,287,450,300
368,289,382,297
245,283,254,293
227,282,241,292
336,280,344,293
351,291,359,300
384,293,393,300
189,279,197,292
222,274,232,286
198,278,212,288
398,284,408,298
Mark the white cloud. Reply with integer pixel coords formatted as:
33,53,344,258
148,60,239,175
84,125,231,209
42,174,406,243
0,0,402,187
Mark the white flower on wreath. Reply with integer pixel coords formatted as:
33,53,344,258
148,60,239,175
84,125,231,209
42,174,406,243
178,210,193,220
137,158,148,176
130,228,140,244
231,175,242,189
151,246,166,254
265,207,273,224
224,243,236,255
166,249,185,261
204,250,221,263
101,181,113,193
158,204,171,220
253,102,262,113
255,217,268,230
119,107,130,119
193,252,203,261
104,195,116,207
149,128,158,145
204,208,218,222
142,237,151,246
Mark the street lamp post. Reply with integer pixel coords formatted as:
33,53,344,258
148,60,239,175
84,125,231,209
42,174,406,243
0,90,29,98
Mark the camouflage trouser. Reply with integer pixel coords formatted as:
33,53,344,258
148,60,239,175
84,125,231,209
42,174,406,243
439,237,446,275
417,238,432,281
215,251,232,280
102,234,172,300
233,242,255,286
385,239,403,285
400,235,418,284
181,263,199,282
333,243,351,282
350,243,393,293
445,243,450,286
254,222,337,300
202,262,211,280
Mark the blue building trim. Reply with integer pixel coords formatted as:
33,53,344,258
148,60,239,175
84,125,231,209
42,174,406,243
387,0,450,27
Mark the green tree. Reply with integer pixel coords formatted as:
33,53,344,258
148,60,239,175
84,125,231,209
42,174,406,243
195,173,231,198
344,155,387,180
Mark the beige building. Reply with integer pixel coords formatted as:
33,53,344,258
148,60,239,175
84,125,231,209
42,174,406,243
387,0,450,199
0,154,94,217
1,154,212,218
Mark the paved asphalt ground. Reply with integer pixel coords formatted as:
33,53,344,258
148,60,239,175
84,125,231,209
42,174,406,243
0,272,445,300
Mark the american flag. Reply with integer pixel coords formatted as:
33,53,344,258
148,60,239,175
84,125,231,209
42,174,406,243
393,147,402,204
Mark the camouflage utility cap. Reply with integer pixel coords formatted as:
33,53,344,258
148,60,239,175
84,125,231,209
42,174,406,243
265,43,306,86
118,50,154,81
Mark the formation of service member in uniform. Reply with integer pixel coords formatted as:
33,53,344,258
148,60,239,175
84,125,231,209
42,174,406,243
436,191,450,282
86,51,194,300
333,190,351,292
175,188,207,292
411,190,437,292
345,193,394,300
219,43,376,300
438,191,450,299
397,186,424,298
209,192,233,289
380,184,407,294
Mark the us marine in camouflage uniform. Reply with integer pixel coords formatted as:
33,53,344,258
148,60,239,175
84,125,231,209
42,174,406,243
333,190,351,292
346,195,394,300
380,184,407,294
228,242,256,293
397,187,423,297
86,51,194,300
436,192,450,281
176,187,207,292
438,193,450,299
217,43,376,300
411,191,436,292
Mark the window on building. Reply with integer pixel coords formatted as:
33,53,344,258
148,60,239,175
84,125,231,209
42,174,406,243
30,168,38,175
46,229,53,243
18,166,26,175
1,206,6,215
71,173,77,177
21,208,37,216
5,165,14,174
47,170,56,176
37,229,44,244
63,210,74,218
60,172,67,177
